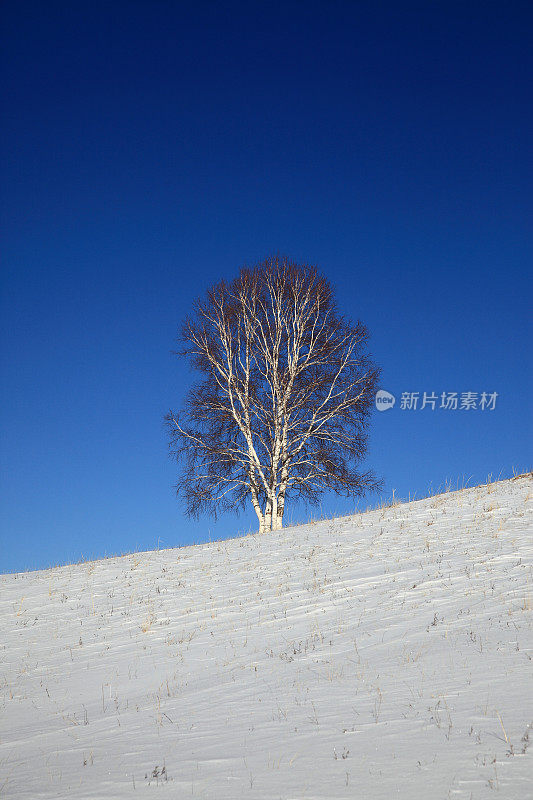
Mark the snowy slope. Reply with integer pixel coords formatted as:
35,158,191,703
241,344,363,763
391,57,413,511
1,476,532,799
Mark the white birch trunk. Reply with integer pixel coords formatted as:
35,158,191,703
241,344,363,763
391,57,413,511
251,492,265,532
263,494,273,532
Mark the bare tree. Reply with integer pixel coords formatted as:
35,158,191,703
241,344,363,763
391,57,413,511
166,256,381,532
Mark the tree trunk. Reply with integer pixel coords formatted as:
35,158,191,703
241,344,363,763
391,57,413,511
271,493,278,529
273,454,288,530
250,483,265,532
255,507,266,533
262,496,273,532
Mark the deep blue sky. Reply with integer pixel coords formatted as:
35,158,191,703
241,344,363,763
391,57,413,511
1,1,531,573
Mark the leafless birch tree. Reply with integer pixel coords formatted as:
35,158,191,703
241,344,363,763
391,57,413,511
166,257,381,532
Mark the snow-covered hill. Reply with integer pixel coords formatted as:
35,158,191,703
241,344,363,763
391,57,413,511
1,476,532,799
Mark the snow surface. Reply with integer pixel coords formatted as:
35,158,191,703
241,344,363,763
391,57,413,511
1,476,532,799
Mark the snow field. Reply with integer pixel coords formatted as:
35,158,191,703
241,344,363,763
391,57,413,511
1,475,532,798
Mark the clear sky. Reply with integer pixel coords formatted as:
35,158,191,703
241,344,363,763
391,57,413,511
1,1,531,573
